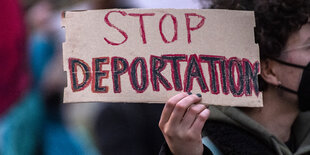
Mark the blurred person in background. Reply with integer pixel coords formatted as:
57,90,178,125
159,0,310,155
27,0,56,87
0,0,98,154
0,1,38,154
0,0,30,117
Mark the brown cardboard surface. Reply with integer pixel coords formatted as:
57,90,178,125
62,9,262,107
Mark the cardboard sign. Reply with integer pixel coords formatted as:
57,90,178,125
62,9,263,107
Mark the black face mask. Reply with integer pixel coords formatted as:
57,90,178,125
272,58,310,112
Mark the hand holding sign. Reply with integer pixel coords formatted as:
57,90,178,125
62,9,262,107
159,92,210,155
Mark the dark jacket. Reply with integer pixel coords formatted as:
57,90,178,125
160,106,310,155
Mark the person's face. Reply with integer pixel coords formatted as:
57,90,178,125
273,21,310,104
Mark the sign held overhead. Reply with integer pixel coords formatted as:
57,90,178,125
62,9,262,107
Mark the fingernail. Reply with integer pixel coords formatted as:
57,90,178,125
196,93,202,97
187,92,192,95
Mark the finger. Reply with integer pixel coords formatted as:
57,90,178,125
159,92,189,128
168,94,202,127
190,108,210,133
180,104,206,129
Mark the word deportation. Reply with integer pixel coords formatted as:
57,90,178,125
69,54,260,97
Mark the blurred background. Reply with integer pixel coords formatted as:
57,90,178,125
0,0,208,154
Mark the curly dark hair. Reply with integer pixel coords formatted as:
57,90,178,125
200,0,310,60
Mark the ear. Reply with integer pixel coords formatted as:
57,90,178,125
260,59,280,86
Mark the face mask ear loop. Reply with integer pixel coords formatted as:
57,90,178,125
277,84,298,94
266,58,309,95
